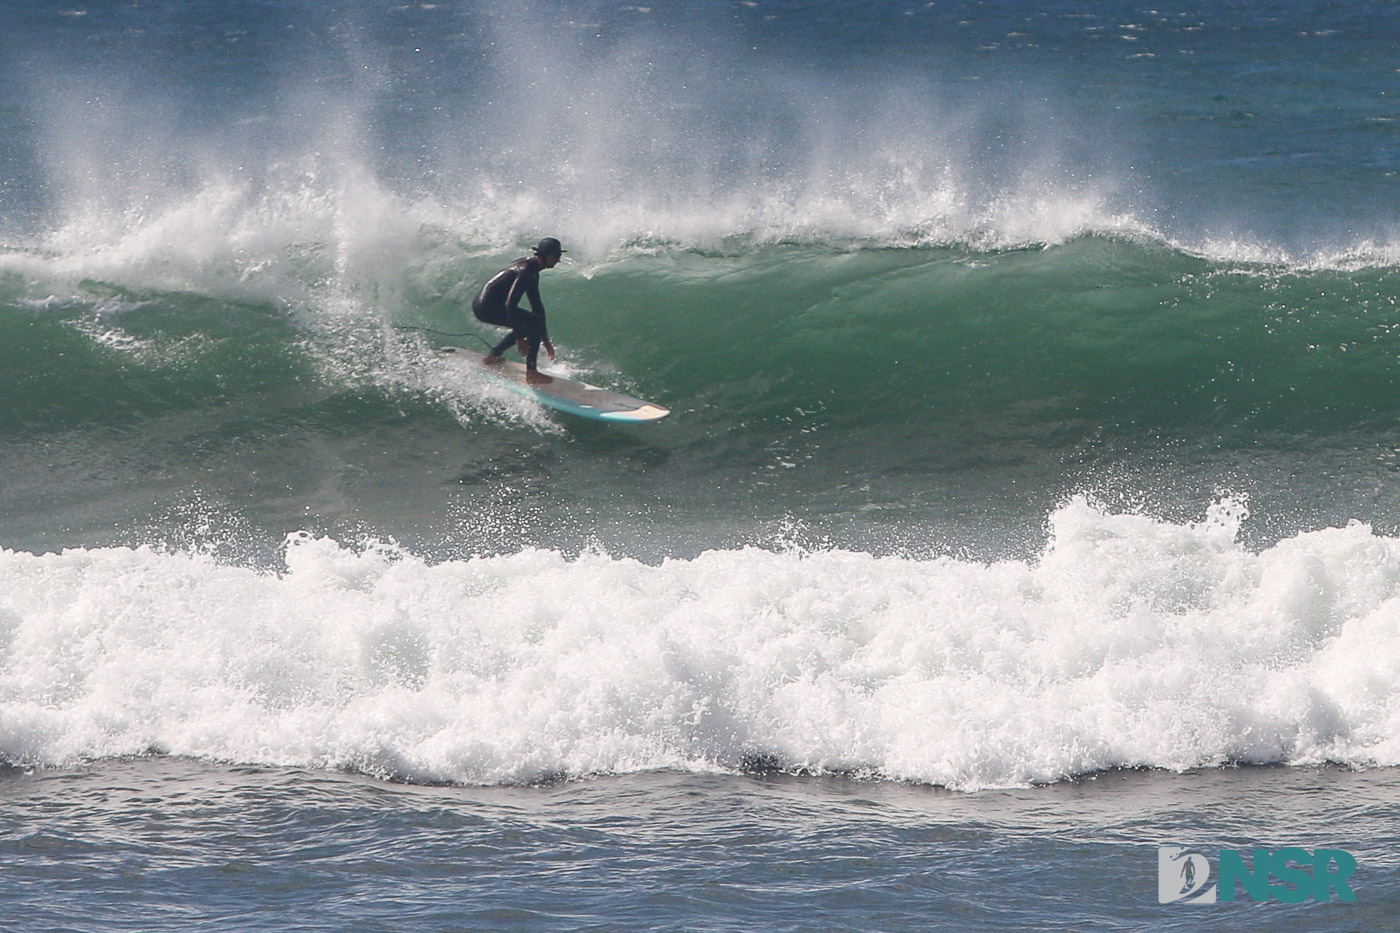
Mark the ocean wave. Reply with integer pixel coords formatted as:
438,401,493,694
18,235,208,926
7,218,1400,450
2,496,1397,790
5,165,1400,319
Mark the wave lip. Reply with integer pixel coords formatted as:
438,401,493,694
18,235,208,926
2,497,1398,790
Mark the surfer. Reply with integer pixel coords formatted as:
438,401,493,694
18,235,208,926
473,237,565,385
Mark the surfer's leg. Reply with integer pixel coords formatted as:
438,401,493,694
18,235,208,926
476,298,515,363
515,318,553,382
523,337,552,383
490,331,517,358
473,296,510,327
507,308,547,366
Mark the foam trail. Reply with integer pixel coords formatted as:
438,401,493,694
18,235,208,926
2,497,1397,790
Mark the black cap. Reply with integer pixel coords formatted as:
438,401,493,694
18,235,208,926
534,237,565,257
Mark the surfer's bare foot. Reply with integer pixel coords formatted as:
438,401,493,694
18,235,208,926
525,368,553,385
483,353,503,365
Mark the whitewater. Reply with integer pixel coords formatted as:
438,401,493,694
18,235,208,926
4,496,1398,792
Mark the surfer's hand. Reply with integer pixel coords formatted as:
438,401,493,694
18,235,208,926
543,339,555,360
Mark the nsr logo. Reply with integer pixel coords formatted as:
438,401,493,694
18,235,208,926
1158,846,1358,904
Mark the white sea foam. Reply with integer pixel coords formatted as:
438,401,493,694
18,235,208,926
2,496,1397,790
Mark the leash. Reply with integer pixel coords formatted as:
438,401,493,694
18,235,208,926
395,325,496,353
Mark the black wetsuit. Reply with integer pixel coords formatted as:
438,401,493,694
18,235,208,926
472,256,549,367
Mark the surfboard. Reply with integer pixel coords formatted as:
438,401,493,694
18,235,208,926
439,347,670,423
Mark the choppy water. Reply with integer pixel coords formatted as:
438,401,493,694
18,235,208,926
5,759,1400,932
3,0,1399,927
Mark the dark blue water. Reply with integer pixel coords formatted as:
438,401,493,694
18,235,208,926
3,1,1399,928
5,759,1398,931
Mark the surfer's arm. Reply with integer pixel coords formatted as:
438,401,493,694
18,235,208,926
506,269,548,326
524,279,549,341
525,278,546,315
504,273,529,314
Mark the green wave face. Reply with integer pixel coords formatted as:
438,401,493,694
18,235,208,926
6,235,1400,559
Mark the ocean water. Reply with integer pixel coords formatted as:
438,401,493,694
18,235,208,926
3,0,1399,928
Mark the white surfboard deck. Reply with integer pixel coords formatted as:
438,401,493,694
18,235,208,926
440,347,670,423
